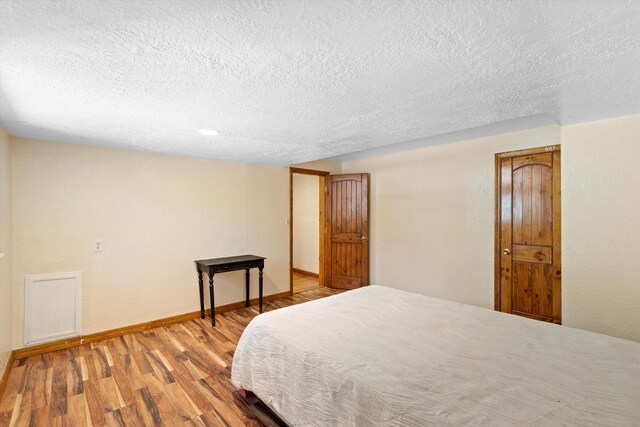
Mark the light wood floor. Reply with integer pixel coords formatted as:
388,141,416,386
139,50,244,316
0,287,344,427
292,272,319,294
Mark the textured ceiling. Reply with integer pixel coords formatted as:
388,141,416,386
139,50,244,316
1,0,639,165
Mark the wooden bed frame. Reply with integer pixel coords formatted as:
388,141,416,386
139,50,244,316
234,389,288,426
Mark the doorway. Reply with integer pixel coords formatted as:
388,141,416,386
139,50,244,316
289,168,371,294
495,145,561,323
290,167,329,294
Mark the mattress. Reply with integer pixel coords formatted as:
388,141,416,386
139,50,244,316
231,286,640,426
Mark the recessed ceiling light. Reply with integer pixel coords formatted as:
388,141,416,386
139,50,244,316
199,129,219,136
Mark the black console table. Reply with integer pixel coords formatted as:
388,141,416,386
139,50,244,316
195,255,266,326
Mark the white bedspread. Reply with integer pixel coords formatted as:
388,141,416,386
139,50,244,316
231,286,640,426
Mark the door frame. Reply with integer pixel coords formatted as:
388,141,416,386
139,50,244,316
290,167,330,294
494,145,561,317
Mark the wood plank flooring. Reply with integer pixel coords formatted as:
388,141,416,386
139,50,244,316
292,272,319,294
0,287,344,427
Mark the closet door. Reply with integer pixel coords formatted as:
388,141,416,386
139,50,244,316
496,147,561,323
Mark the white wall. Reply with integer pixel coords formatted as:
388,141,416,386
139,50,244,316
343,125,560,310
293,174,319,274
0,126,12,373
562,114,640,342
11,138,290,348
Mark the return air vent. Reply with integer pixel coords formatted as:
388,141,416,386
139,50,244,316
24,271,82,346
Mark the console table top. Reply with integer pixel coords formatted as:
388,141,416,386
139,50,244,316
195,254,266,267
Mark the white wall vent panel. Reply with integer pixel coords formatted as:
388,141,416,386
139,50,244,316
24,271,82,346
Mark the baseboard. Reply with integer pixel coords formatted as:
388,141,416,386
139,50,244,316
292,268,319,278
0,351,16,401
12,290,291,360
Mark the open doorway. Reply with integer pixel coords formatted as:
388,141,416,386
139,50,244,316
289,167,329,294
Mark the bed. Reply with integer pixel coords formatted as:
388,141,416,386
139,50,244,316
231,285,640,426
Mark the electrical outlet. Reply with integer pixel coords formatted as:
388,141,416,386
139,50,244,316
94,239,103,252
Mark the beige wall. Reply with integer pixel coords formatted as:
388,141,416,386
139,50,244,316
343,125,560,309
562,114,640,342
5,113,640,351
0,126,12,373
293,159,341,175
293,174,319,274
343,115,640,342
11,138,289,348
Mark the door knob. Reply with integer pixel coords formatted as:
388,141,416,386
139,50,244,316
361,236,367,240
503,248,511,255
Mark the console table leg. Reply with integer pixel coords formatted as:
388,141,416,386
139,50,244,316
258,267,264,313
209,274,215,326
245,268,250,307
197,269,204,319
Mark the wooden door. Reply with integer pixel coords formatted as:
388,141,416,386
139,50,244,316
495,146,561,323
325,174,369,289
